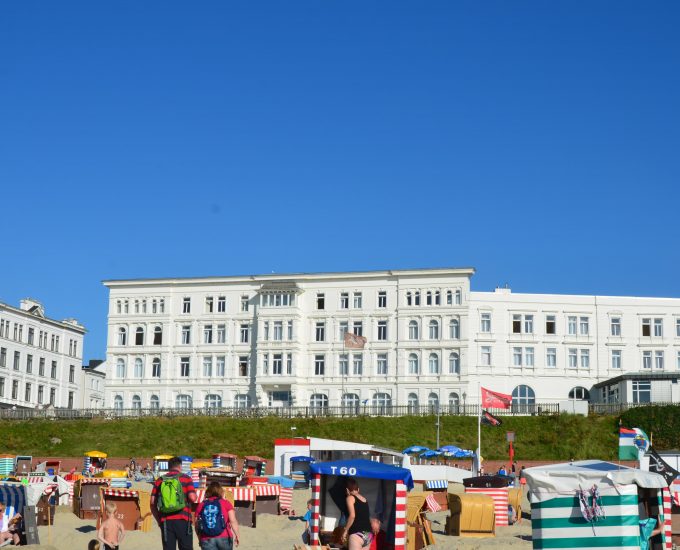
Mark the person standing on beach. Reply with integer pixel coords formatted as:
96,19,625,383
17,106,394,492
151,456,197,550
342,478,373,550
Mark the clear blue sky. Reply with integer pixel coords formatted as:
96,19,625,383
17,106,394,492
1,1,679,361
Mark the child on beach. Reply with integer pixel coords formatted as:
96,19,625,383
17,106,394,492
0,503,21,545
301,499,313,544
98,502,125,550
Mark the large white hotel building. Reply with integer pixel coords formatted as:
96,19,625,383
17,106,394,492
103,268,680,411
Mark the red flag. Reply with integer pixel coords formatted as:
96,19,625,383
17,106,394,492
344,332,367,349
481,387,512,410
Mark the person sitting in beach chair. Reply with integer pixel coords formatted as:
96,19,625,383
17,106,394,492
0,503,22,546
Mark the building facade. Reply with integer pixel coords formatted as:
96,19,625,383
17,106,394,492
82,360,106,409
0,299,85,409
103,269,680,410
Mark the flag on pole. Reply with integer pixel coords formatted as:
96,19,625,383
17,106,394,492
344,332,367,349
619,426,650,460
647,446,680,486
481,387,512,410
480,409,502,426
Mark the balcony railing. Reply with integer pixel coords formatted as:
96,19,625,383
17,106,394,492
588,401,676,415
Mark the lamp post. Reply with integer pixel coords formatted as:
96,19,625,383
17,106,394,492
291,426,297,438
435,405,441,449
462,391,467,415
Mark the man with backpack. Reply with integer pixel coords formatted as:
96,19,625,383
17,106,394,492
151,456,197,550
194,482,240,549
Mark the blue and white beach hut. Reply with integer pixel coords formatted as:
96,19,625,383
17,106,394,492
524,460,670,550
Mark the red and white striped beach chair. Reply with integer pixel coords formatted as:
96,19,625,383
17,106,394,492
279,487,295,516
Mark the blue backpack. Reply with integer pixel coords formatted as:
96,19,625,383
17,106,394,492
198,498,226,537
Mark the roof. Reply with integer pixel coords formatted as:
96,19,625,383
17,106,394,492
310,459,414,490
592,371,680,389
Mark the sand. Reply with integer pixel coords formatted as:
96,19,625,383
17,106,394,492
25,482,532,549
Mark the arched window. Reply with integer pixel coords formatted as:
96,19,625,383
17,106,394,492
175,394,192,410
512,385,535,413
408,321,419,340
342,393,360,413
135,327,144,346
407,393,419,414
446,290,453,305
428,320,439,340
113,395,123,410
455,289,462,305
428,353,439,374
569,387,590,401
118,327,127,346
408,353,419,374
428,392,439,413
234,394,251,409
426,291,432,305
134,358,143,378
205,394,222,409
310,394,328,412
152,358,161,378
406,291,412,306
449,318,460,339
449,352,460,374
116,358,126,378
153,326,162,345
131,395,141,410
149,395,160,409
372,393,392,414
449,392,460,408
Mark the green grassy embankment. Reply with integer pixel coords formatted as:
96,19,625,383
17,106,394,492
0,413,631,460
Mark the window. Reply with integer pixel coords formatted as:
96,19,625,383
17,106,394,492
13,352,19,371
352,321,363,337
546,315,556,335
338,321,348,340
315,322,325,342
205,296,214,313
512,315,521,334
569,387,590,400
37,384,42,403
642,318,651,337
428,353,439,374
132,395,142,410
568,349,577,368
113,395,123,410
339,354,348,376
314,355,325,376
238,356,249,377
134,299,140,314
426,291,432,306
27,328,34,345
25,383,31,402
310,394,328,411
51,361,57,379
414,291,421,306
407,393,419,413
612,350,622,369
455,289,462,305
217,296,226,313
153,326,162,345
181,325,191,344
203,356,213,377
340,293,349,309
182,297,191,314
11,380,18,400
152,358,161,378
205,394,222,409
676,318,680,337
203,325,213,344
580,349,590,368
512,385,535,405
655,350,665,369
580,317,589,335
180,357,190,377
261,354,269,375
378,291,387,308
216,356,225,377
118,327,127,346
68,392,75,409
568,316,577,336
353,292,362,309
435,290,441,305
372,393,392,413
525,347,535,367
0,348,5,368
286,353,292,374
217,324,226,343
481,346,491,366
654,318,663,337
260,293,295,307
39,358,44,376
341,393,360,413
150,395,160,409
480,313,491,333
288,321,294,340
408,353,419,374
135,327,144,346
524,315,534,334
546,348,556,367
26,354,32,374
449,392,460,410
234,394,251,408
240,324,250,343
49,387,55,405
352,354,363,375
316,293,325,310
408,321,419,340
428,393,439,413
406,292,412,306
377,354,388,375
611,317,621,336
176,394,192,409
643,350,652,369
449,318,460,339
428,320,439,340
263,321,269,341
513,347,522,367
272,354,283,375
377,320,387,341
449,352,460,374
632,380,651,403
240,296,249,312
116,300,122,314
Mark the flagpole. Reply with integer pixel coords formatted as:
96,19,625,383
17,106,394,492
477,381,481,475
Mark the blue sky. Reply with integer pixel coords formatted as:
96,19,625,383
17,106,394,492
1,1,678,361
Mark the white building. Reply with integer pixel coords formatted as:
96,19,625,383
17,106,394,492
82,360,106,409
102,268,680,411
0,298,85,409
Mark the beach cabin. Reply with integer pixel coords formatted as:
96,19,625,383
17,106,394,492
0,456,14,476
44,460,61,476
290,456,315,488
463,475,514,527
153,454,173,476
83,451,107,475
97,488,153,532
14,456,32,476
525,460,672,550
73,478,111,519
179,455,193,475
212,453,237,471
0,482,26,542
309,459,414,550
242,456,267,484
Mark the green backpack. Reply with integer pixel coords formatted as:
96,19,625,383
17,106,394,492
157,475,186,514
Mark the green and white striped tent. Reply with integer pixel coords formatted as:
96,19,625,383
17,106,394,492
524,460,667,550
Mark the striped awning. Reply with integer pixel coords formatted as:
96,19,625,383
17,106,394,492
82,478,111,485
425,480,448,490
103,489,138,498
254,485,280,497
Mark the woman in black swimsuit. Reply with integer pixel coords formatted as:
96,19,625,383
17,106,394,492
342,478,374,549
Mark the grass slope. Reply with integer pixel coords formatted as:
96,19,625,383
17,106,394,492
0,414,622,460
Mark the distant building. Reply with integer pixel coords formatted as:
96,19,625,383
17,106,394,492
82,359,106,409
0,298,85,409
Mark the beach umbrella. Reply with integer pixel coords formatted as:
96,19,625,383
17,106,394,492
402,445,430,455
438,445,462,454
454,450,474,458
419,450,442,458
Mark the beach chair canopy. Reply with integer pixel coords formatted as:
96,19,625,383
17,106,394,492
244,456,267,462
310,459,414,490
402,446,429,455
419,450,442,458
85,451,107,458
463,475,514,488
289,456,314,463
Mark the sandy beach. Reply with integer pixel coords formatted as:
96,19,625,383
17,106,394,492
22,481,531,550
